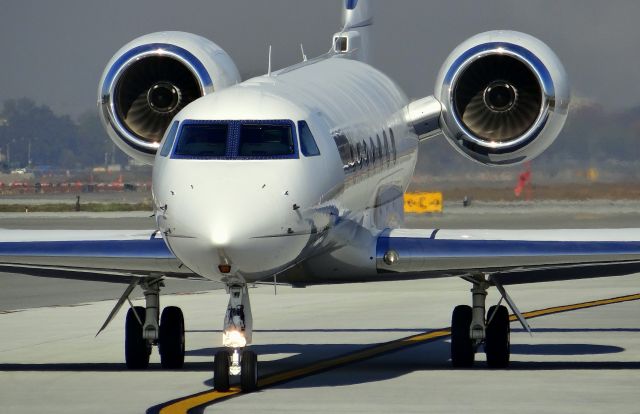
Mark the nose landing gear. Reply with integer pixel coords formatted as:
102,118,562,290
213,284,259,392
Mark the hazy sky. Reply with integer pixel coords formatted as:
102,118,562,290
1,0,639,117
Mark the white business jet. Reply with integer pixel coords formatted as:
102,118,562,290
2,0,640,392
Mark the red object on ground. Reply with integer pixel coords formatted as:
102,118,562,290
514,162,533,200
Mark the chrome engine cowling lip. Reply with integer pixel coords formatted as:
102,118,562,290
441,42,554,152
99,43,214,155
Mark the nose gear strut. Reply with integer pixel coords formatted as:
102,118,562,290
213,283,259,392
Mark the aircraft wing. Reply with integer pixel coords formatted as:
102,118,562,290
0,229,198,283
376,228,640,284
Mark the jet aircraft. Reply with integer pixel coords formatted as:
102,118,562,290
3,0,640,392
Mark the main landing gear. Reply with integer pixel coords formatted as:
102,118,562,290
451,275,511,368
124,279,185,369
213,284,259,392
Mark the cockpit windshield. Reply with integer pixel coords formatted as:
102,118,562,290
174,123,228,157
239,124,294,157
171,120,298,159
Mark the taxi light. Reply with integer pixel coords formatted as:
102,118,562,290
218,264,231,274
223,329,247,348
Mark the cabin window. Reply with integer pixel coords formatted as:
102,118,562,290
349,144,356,170
383,131,390,164
369,137,376,165
160,121,180,157
389,128,397,163
174,123,229,157
298,121,321,157
239,124,294,157
333,132,351,170
362,140,369,167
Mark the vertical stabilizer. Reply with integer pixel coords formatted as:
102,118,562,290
342,0,373,30
333,0,373,63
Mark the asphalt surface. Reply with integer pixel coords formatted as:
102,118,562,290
1,203,640,413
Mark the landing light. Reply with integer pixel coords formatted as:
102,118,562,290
223,329,247,348
218,264,232,274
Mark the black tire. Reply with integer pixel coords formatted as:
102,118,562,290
159,306,185,369
214,351,230,391
451,305,475,367
125,306,150,369
485,305,510,368
240,350,258,392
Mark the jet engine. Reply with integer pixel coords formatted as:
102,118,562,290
434,31,570,165
98,32,241,164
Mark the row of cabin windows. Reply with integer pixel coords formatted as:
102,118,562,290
333,127,397,173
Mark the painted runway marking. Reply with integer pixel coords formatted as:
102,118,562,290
155,292,640,414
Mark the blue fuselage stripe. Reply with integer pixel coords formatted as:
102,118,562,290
377,237,640,258
0,239,174,259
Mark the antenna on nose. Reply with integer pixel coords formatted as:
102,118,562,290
267,45,272,76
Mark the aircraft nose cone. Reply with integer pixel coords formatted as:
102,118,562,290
165,211,310,280
156,162,312,280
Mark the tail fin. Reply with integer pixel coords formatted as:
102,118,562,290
333,0,373,63
342,0,373,31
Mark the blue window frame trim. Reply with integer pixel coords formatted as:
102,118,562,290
171,119,299,160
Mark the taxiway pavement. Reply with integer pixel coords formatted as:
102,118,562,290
1,203,640,413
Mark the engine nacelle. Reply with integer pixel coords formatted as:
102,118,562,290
434,31,570,166
98,32,241,164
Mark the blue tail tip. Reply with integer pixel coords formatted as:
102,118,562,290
346,0,358,10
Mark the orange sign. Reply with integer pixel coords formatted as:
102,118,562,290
404,192,443,213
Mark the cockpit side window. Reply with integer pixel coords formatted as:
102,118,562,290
298,121,321,157
174,123,229,157
239,124,294,157
159,121,180,157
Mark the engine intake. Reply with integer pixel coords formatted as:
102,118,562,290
435,31,570,165
99,32,241,164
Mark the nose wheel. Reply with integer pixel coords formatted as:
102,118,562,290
214,351,230,391
213,349,259,392
240,350,258,391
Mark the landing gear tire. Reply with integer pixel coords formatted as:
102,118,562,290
485,305,510,368
451,305,475,367
125,306,150,369
214,351,230,391
240,350,258,392
159,306,185,369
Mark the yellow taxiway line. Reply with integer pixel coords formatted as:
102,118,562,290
158,292,640,414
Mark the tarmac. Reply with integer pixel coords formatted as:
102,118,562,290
1,202,640,413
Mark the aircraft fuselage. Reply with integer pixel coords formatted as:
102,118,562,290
152,56,418,284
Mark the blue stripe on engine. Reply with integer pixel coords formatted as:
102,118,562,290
377,237,640,259
0,239,175,259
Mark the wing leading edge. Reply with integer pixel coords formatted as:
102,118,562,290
376,228,640,284
0,229,198,283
